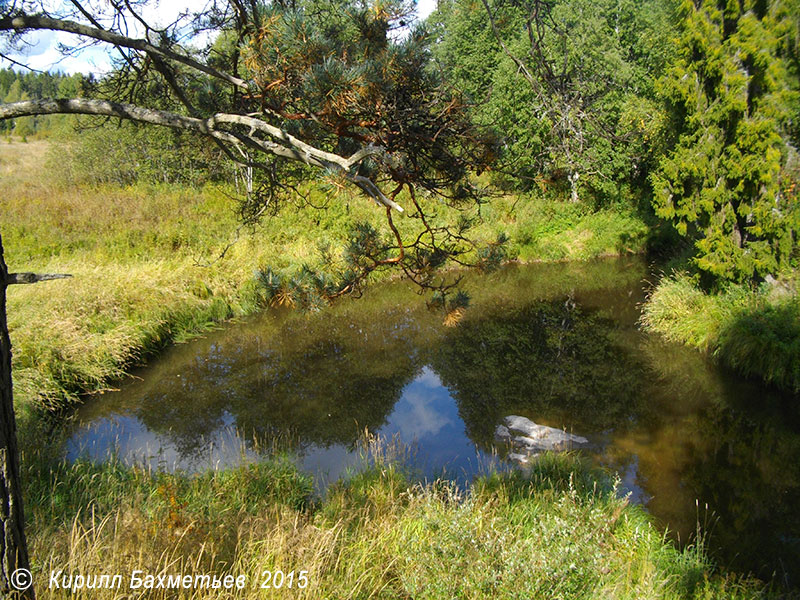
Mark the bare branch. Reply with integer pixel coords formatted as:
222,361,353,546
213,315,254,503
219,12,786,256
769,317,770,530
0,98,404,211
5,273,72,285
67,0,142,75
0,49,44,72
208,114,388,173
0,13,248,90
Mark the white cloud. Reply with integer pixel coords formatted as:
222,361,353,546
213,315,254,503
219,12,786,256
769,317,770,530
391,389,454,438
417,0,437,20
10,31,114,74
13,30,58,58
415,365,442,388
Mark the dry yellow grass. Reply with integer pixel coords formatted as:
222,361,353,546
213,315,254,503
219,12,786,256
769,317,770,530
1,137,650,418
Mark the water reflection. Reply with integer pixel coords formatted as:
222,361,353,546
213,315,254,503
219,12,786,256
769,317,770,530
430,299,650,448
64,258,800,587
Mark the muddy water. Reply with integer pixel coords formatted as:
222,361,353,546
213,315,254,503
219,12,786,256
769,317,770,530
65,257,800,587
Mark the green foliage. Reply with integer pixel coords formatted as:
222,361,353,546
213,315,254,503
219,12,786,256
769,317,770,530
52,119,233,186
254,263,338,311
239,0,493,200
641,273,800,391
475,232,509,271
253,221,393,310
26,453,313,528
509,194,651,261
0,68,87,136
652,0,800,284
431,0,678,204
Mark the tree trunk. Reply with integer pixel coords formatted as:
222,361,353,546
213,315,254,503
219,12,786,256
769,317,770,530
568,171,580,203
0,233,34,599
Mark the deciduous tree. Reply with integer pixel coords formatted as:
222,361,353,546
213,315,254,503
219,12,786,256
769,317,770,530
432,0,677,202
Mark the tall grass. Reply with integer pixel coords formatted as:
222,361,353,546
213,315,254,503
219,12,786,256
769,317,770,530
641,273,800,393
22,437,768,599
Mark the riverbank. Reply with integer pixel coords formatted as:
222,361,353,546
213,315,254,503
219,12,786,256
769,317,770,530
641,273,800,394
1,139,649,420
23,438,768,599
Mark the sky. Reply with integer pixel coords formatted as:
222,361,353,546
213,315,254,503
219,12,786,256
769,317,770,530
1,0,438,76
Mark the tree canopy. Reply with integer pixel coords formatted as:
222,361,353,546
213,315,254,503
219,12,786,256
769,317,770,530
430,0,678,203
652,0,800,285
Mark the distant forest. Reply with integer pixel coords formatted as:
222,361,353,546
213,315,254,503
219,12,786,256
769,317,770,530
0,68,86,135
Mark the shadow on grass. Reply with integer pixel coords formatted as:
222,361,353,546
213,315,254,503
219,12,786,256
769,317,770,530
717,299,800,394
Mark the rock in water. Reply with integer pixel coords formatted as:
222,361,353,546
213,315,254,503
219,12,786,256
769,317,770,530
495,415,588,466
507,452,530,465
494,424,512,443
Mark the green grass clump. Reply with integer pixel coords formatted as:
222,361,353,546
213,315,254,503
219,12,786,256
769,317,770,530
502,196,650,262
717,300,800,391
22,445,769,599
641,273,800,392
26,453,313,528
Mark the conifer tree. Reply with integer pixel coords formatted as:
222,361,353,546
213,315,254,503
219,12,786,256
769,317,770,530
652,0,800,284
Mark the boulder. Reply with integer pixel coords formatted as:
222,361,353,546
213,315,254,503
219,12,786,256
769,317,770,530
493,424,512,443
495,415,588,465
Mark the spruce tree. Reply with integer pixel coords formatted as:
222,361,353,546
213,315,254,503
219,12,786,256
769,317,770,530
652,0,800,284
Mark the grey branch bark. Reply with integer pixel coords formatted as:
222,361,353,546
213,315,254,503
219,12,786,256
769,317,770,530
0,98,403,211
0,13,248,90
5,273,72,285
0,10,405,212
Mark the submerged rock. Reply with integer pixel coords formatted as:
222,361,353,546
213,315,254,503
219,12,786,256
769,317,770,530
495,415,588,465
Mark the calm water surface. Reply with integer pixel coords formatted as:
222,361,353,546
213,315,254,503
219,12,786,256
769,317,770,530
64,257,800,587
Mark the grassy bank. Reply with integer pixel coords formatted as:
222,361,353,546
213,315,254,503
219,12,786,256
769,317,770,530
641,273,800,393
1,139,649,418
23,440,768,599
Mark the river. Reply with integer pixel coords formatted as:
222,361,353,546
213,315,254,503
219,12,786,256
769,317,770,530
64,257,800,588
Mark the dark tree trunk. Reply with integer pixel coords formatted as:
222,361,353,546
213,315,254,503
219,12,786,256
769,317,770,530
0,233,34,599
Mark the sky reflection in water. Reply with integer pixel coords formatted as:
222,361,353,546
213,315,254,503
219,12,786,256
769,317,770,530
67,365,504,491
